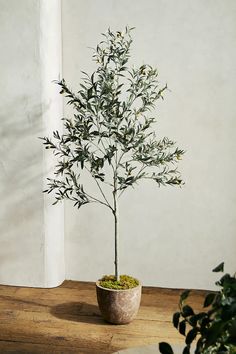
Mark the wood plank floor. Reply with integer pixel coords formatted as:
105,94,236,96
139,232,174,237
0,281,208,353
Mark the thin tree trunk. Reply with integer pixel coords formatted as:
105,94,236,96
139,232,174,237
113,189,119,281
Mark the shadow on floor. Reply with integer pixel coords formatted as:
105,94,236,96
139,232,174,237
50,302,108,325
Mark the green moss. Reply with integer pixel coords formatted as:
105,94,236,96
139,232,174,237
99,274,139,290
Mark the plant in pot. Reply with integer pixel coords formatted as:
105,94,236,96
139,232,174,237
159,263,236,354
41,27,184,325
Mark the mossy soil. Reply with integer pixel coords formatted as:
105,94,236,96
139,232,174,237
99,274,139,290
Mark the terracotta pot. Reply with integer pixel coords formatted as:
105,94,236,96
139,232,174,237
96,281,142,324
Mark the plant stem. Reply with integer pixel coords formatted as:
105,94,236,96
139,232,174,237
84,166,113,208
93,177,113,209
83,191,111,209
113,179,119,281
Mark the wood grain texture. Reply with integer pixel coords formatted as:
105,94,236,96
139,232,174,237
0,281,207,353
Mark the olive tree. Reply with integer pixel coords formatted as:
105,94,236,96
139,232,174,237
41,27,184,281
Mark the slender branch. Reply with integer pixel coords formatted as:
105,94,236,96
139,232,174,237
84,166,113,209
94,112,116,172
84,190,112,210
118,164,147,199
119,157,133,165
113,167,119,281
118,188,126,199
94,178,112,208
115,148,118,171
89,139,107,156
135,163,147,178
117,151,126,168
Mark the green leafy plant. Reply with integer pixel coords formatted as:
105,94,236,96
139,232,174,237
159,263,236,354
41,27,184,283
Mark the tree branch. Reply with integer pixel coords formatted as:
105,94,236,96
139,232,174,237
84,166,113,209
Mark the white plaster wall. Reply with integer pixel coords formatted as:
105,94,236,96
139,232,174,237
40,0,65,287
62,0,236,289
0,0,64,287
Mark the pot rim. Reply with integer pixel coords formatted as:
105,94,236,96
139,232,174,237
96,280,142,292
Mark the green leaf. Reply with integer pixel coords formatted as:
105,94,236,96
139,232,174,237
180,290,190,303
185,328,198,345
213,262,224,272
183,346,190,354
203,292,216,308
217,345,229,353
182,305,194,317
195,337,203,353
188,315,198,327
159,342,174,354
228,318,236,337
87,87,93,99
173,312,180,329
205,321,226,346
179,320,186,336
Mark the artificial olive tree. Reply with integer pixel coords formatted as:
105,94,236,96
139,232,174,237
41,27,184,281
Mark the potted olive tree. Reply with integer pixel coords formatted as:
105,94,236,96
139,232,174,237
41,27,184,324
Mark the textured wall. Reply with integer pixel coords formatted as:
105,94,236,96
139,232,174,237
0,0,235,290
62,0,236,289
0,0,64,287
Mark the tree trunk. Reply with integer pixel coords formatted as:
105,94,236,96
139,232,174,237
113,189,119,281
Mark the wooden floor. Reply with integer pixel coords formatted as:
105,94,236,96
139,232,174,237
0,281,207,354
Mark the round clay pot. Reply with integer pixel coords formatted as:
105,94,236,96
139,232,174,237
96,281,142,324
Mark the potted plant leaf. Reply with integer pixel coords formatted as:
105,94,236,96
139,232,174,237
159,262,236,354
41,27,184,324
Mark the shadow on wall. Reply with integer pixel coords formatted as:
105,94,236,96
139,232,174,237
0,95,46,282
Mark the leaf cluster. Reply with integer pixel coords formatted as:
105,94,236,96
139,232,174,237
159,263,236,354
41,26,184,210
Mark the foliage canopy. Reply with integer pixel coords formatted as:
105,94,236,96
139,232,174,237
41,27,184,211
